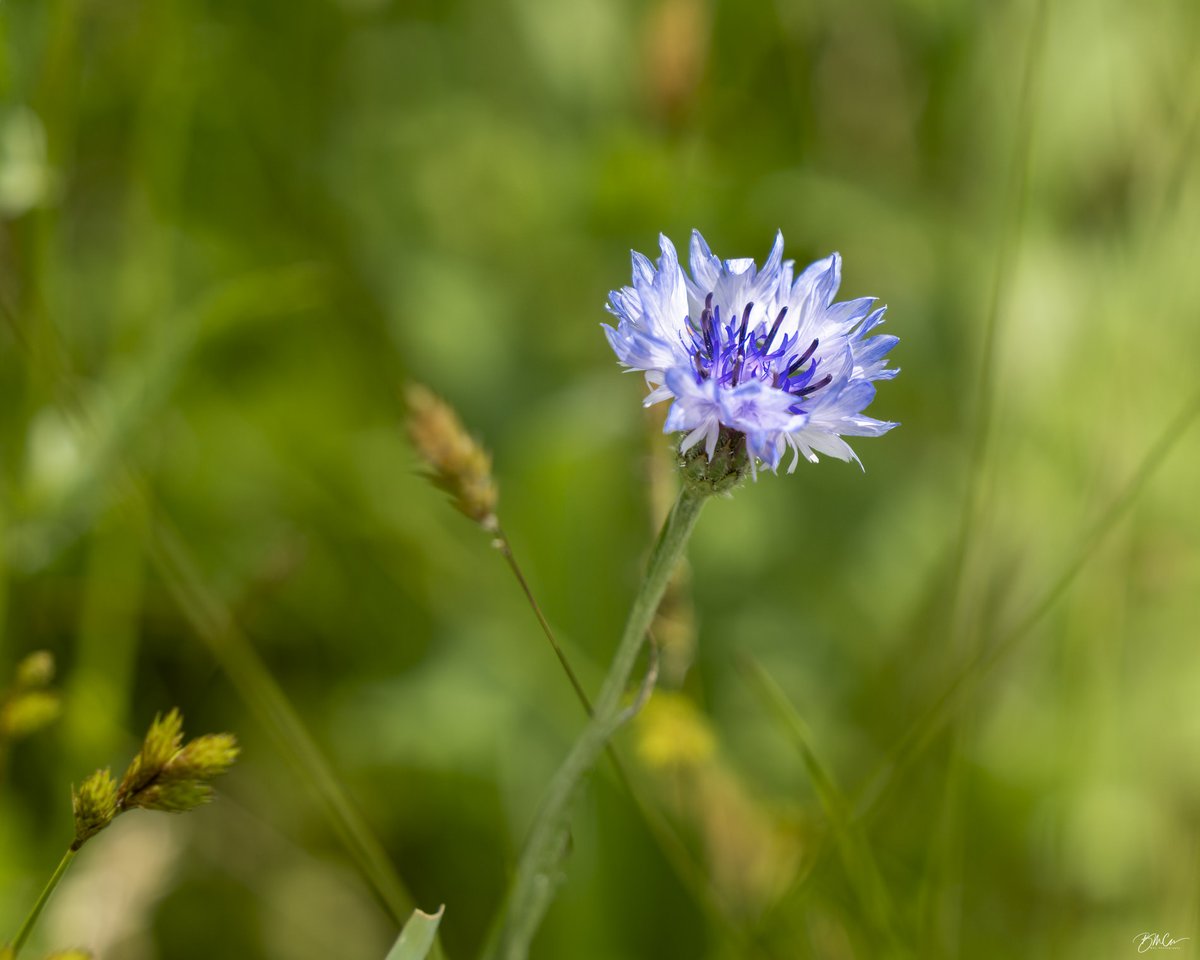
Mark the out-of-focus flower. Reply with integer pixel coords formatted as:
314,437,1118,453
635,691,807,917
0,650,62,741
604,231,899,472
641,0,710,122
635,691,715,770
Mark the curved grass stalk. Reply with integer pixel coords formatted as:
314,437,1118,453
6,848,76,958
741,657,902,953
144,509,417,925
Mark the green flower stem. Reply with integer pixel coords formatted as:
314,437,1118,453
488,485,709,960
9,847,76,958
494,530,752,955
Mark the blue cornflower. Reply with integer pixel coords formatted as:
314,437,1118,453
603,230,899,473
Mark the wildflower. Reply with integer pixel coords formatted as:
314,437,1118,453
604,230,899,472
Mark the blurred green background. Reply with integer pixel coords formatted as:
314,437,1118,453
2,0,1199,957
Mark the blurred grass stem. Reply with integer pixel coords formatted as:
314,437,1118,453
948,0,1048,644
926,5,1048,952
742,657,901,952
493,530,591,712
486,485,708,960
8,847,76,958
144,510,417,926
858,386,1200,820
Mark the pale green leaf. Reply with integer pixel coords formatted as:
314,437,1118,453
384,906,444,960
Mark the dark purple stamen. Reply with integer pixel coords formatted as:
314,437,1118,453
700,296,715,357
731,302,754,385
683,294,829,401
737,303,753,349
785,339,820,379
710,303,729,345
796,373,832,396
764,307,787,351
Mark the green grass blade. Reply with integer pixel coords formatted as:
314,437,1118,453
857,387,1200,821
386,906,445,960
143,507,417,926
742,657,903,953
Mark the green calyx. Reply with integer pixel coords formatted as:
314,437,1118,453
678,428,751,496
